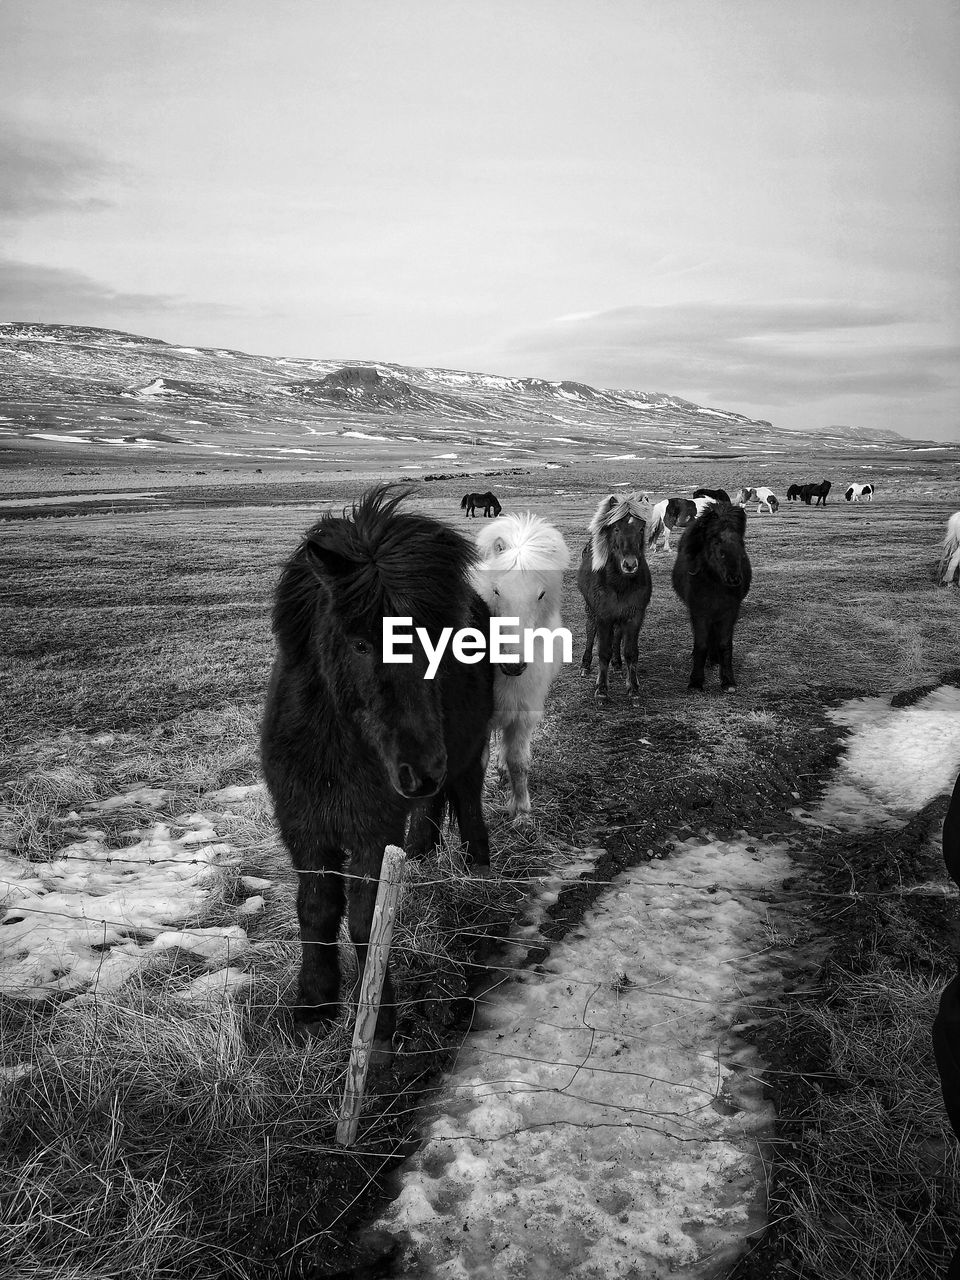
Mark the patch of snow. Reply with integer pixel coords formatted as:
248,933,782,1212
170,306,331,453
800,685,960,829
0,813,242,1000
374,836,793,1278
204,783,265,805
340,431,391,442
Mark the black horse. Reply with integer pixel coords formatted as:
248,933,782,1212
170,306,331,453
786,484,803,502
577,494,652,700
671,502,751,692
693,487,731,503
806,480,831,506
261,485,494,1052
461,491,503,518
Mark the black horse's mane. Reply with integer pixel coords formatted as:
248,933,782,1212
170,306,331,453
682,501,746,560
274,485,479,654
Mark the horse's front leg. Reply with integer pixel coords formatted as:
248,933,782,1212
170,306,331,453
579,607,597,676
294,862,346,1031
595,620,614,700
610,624,623,669
622,618,642,699
688,612,709,690
407,792,446,858
717,611,738,692
501,713,533,821
447,755,491,872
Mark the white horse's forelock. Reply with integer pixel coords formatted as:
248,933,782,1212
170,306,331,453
588,494,652,570
475,511,571,572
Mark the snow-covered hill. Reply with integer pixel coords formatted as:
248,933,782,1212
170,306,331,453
0,322,928,471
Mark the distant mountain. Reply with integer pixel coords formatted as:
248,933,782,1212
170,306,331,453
0,321,932,470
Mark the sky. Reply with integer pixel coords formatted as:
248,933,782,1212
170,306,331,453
1,0,958,441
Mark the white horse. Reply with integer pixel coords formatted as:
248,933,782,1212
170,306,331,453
844,482,875,503
472,512,571,820
940,512,960,586
736,486,779,514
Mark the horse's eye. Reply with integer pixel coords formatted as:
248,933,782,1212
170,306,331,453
537,590,545,601
353,638,372,656
493,588,499,597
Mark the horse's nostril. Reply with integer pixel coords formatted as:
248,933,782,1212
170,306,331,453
397,763,420,795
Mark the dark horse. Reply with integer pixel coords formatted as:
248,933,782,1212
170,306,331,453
461,491,503,518
671,502,751,692
786,484,803,502
577,494,652,700
797,480,831,506
261,486,494,1051
693,487,731,503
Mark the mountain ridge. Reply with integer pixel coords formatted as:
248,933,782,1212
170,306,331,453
0,322,941,470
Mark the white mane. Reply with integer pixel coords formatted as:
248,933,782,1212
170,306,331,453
588,494,652,570
475,511,571,572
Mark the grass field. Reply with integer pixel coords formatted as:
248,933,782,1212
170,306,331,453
1,454,958,1279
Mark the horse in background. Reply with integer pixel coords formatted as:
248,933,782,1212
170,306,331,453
787,484,803,501
736,486,779,514
473,513,571,820
647,496,713,551
577,493,653,700
796,480,831,506
461,491,503,518
845,483,875,503
939,512,960,587
672,502,752,692
693,487,731,503
261,485,494,1053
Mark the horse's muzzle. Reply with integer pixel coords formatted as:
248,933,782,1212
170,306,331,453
619,558,640,575
498,662,528,677
395,763,447,799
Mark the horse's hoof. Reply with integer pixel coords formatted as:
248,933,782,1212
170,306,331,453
594,690,609,702
721,684,737,694
578,665,592,678
687,682,705,694
471,861,492,879
510,809,533,828
627,688,641,701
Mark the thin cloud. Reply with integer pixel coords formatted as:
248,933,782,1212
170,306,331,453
0,257,242,323
0,120,119,218
478,300,957,407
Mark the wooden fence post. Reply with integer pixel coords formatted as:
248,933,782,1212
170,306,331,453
336,843,407,1146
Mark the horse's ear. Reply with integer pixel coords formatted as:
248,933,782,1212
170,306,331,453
493,537,508,555
305,535,353,579
604,494,618,509
733,505,747,537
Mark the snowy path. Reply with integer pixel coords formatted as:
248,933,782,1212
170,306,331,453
375,835,796,1278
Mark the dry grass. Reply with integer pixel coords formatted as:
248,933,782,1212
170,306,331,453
777,962,960,1280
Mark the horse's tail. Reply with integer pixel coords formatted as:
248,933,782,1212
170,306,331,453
647,511,665,548
460,494,470,509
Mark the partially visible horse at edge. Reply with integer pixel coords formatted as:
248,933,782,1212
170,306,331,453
694,487,731,503
261,485,494,1054
577,493,653,700
461,491,503,518
672,502,752,693
939,511,960,587
472,512,571,820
